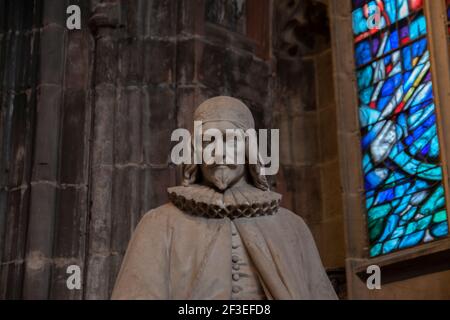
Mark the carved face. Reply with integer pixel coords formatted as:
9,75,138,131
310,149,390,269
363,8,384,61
200,121,247,191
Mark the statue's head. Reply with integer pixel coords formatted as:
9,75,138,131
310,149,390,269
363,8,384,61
182,96,269,191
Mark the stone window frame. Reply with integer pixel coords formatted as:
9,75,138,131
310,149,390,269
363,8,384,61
330,0,450,298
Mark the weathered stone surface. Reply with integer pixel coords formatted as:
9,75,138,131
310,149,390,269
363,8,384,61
114,86,142,164
142,0,178,38
320,160,343,217
206,0,247,33
89,165,113,255
59,89,88,184
140,166,177,213
42,0,66,27
22,183,57,299
292,165,323,224
92,85,115,167
142,86,176,165
95,37,118,85
316,51,335,110
176,39,196,85
291,114,319,165
0,0,42,300
277,58,317,112
310,216,345,268
1,188,30,267
7,92,34,187
119,39,144,85
318,106,338,162
33,85,62,181
53,186,88,259
40,25,65,85
110,166,139,254
274,0,344,277
143,39,176,85
66,30,91,90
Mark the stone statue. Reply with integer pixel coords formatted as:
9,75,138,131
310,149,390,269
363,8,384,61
111,96,338,300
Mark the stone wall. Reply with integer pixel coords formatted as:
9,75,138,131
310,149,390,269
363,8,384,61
0,0,94,299
273,0,345,272
0,0,275,299
0,0,42,300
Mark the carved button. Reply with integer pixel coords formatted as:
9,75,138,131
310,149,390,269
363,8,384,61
232,286,240,293
232,243,239,249
232,255,239,263
232,230,238,236
232,264,240,271
232,273,240,281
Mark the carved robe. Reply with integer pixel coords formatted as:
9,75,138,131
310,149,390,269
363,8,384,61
111,185,338,300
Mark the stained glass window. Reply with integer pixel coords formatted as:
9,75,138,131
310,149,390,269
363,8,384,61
447,0,450,35
351,0,449,257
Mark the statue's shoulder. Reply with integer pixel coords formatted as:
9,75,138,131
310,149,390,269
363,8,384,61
277,207,311,231
137,202,186,228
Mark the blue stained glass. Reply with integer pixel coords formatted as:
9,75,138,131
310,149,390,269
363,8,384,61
379,215,400,242
355,40,372,66
399,231,425,249
431,222,449,237
392,226,406,238
352,0,424,40
370,243,383,256
418,216,433,230
352,0,449,257
447,1,450,20
409,13,426,39
383,238,400,254
448,0,450,22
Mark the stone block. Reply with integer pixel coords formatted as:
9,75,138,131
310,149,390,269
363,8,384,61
119,39,144,85
292,165,323,224
65,31,90,90
95,37,118,85
143,0,178,38
53,186,88,258
176,38,196,85
40,25,65,85
110,166,140,253
140,166,176,214
143,39,175,85
316,50,336,110
59,89,88,184
42,0,67,27
318,106,338,162
114,86,142,164
89,165,113,254
291,114,319,165
33,85,62,181
310,217,345,268
7,92,33,187
142,86,176,165
92,85,115,167
320,160,343,220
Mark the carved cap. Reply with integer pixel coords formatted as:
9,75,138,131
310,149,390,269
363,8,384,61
194,96,255,131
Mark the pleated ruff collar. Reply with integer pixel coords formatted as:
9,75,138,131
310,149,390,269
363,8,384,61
168,184,282,220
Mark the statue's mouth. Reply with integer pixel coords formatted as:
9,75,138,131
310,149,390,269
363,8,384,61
208,164,238,169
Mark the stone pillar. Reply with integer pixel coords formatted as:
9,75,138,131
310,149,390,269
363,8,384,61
85,0,179,299
272,0,345,295
22,0,92,300
0,0,41,300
